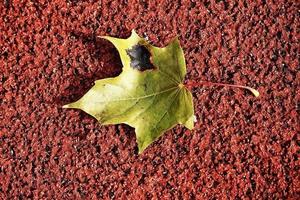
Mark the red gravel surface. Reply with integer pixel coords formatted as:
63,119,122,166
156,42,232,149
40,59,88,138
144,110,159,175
1,0,299,199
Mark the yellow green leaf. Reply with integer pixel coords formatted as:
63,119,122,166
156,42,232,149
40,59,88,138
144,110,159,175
63,30,194,153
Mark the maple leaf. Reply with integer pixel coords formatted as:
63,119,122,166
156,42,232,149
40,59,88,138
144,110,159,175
63,30,194,153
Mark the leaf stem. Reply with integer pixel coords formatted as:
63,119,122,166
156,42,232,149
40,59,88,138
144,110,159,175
186,81,259,97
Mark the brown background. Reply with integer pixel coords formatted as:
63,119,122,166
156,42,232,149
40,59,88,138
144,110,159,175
0,0,299,199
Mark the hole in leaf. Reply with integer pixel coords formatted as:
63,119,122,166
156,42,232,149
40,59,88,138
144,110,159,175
126,44,155,71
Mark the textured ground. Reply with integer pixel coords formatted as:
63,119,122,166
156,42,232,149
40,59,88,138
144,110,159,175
0,0,299,199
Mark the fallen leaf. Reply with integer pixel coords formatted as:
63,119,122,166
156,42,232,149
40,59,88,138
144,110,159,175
63,30,194,153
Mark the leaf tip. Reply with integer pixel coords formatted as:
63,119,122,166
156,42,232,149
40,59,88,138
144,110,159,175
193,115,197,123
98,35,109,40
137,146,145,155
131,29,137,35
138,149,144,154
62,104,69,108
185,115,195,130
137,141,147,154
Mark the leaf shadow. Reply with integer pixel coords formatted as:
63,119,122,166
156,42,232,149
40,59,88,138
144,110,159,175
56,31,123,105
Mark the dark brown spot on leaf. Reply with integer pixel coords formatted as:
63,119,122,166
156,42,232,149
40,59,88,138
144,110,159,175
126,44,154,71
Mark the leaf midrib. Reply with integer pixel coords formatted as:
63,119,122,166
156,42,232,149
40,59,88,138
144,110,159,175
95,85,180,103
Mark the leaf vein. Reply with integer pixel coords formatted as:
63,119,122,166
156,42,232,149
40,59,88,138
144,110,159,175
153,88,181,133
94,86,178,103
